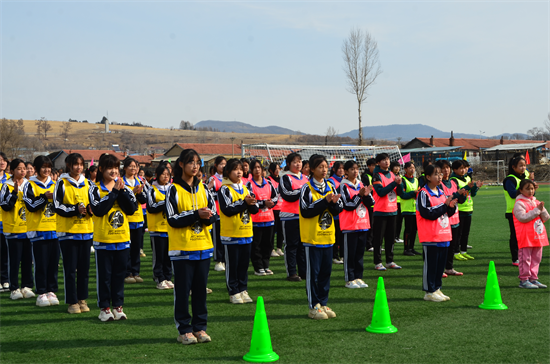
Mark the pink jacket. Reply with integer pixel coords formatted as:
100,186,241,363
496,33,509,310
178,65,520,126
513,194,550,224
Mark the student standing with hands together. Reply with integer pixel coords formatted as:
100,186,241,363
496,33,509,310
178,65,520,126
167,149,217,344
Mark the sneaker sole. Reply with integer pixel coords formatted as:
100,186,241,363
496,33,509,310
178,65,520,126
36,302,51,307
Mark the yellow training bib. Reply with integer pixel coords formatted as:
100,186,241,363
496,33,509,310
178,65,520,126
2,181,27,234
299,182,336,245
148,185,168,233
92,182,131,243
27,180,56,232
219,184,253,239
56,178,94,234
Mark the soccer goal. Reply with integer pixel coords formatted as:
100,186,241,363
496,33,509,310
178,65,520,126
241,144,402,172
476,160,506,185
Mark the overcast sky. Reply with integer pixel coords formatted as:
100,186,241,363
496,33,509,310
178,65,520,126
1,0,548,137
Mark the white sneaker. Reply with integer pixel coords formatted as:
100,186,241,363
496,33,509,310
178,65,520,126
214,262,225,272
10,289,23,300
156,281,170,290
112,306,127,320
254,269,266,276
271,250,279,257
47,292,59,305
90,246,95,253
434,289,450,301
240,291,253,303
333,258,343,264
21,287,35,298
395,238,404,243
345,281,360,289
221,262,226,270
98,307,115,321
2,282,9,289
229,294,244,304
276,248,284,256
36,294,50,307
165,280,174,289
424,292,445,302
367,247,374,252
355,279,369,288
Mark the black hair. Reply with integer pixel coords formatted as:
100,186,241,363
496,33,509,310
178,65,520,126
463,160,470,167
214,156,226,166
285,153,302,171
435,160,450,169
144,170,154,178
519,179,535,191
173,149,201,181
10,158,25,173
65,153,85,173
240,158,250,165
248,159,262,175
223,158,243,179
268,162,279,175
308,154,328,179
33,156,53,177
25,161,33,168
155,164,171,182
375,153,389,163
96,153,120,183
344,160,358,171
84,165,98,179
451,160,464,170
366,158,376,166
404,161,415,169
330,161,344,177
209,165,216,176
508,156,526,175
0,152,8,165
122,158,138,176
422,159,432,171
389,161,401,171
301,160,309,168
424,164,441,180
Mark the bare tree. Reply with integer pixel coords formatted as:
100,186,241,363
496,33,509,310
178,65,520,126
325,126,339,145
0,119,25,158
61,121,72,140
35,117,52,140
179,120,194,130
342,27,382,145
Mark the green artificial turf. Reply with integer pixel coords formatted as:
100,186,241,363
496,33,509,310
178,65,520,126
1,186,549,363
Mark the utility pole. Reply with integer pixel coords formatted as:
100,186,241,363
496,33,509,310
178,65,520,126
230,137,236,157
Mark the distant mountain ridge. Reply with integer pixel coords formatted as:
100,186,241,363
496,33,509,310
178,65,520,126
195,120,529,141
195,120,295,135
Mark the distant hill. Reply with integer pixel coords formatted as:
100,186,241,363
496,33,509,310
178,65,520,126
339,124,530,141
195,120,296,135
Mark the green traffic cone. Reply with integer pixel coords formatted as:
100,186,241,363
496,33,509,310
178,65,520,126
366,277,398,334
479,261,508,310
243,296,279,363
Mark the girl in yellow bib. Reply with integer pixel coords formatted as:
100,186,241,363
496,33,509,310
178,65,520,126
122,158,147,284
0,159,34,300
53,153,94,314
147,163,173,290
166,149,217,344
300,154,343,320
218,158,259,305
0,151,10,290
89,154,138,321
23,156,60,307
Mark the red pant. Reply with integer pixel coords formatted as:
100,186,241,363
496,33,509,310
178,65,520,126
518,247,543,281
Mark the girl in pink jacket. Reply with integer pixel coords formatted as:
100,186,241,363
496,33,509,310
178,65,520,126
513,179,549,289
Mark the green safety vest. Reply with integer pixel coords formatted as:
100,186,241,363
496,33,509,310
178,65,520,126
400,177,418,213
453,176,474,212
504,174,521,214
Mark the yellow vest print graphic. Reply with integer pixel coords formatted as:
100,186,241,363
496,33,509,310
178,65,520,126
92,183,130,243
299,182,336,246
27,180,57,232
2,182,27,234
219,185,253,238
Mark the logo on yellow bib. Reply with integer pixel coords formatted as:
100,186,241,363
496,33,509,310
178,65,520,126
109,211,124,229
18,207,26,222
44,203,55,218
241,210,250,225
319,211,333,231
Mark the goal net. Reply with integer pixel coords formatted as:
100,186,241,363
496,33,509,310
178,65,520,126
475,160,506,186
241,144,402,172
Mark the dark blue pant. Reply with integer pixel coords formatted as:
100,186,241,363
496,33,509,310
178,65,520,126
272,210,283,249
373,215,396,265
333,219,344,260
506,214,519,262
32,238,60,294
305,245,333,309
224,244,251,296
6,238,33,291
211,220,225,263
396,203,403,239
60,239,92,304
446,226,460,270
343,232,367,282
95,248,129,308
422,245,447,293
151,235,172,283
173,258,210,334
127,228,143,276
1,233,8,284
457,212,472,252
403,215,418,252
282,219,306,277
365,207,374,250
251,226,273,272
